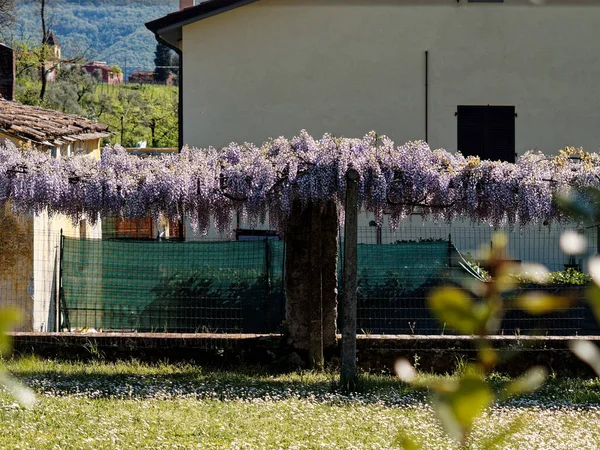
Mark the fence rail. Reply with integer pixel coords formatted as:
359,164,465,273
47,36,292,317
1,224,598,336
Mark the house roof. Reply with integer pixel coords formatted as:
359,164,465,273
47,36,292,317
46,32,60,47
0,99,112,146
145,0,256,49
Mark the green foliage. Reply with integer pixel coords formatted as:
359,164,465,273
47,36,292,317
0,0,15,30
398,233,558,447
91,84,178,147
428,287,492,335
510,268,590,286
548,268,591,285
462,253,492,281
11,0,178,73
146,267,279,333
14,52,179,147
43,66,96,115
153,41,174,83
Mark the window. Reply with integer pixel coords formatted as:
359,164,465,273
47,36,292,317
168,218,185,239
457,105,515,162
113,217,155,239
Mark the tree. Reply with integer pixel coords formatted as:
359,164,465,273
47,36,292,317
170,52,180,86
111,89,148,146
0,136,593,367
141,88,178,147
153,42,173,83
0,0,14,31
43,66,98,115
38,0,51,101
18,0,85,102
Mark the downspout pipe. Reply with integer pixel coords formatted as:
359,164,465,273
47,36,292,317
425,50,429,144
153,33,184,153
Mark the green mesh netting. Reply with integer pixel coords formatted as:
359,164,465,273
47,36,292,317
61,238,285,332
338,241,460,334
62,237,472,334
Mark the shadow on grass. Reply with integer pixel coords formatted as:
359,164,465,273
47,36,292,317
5,357,422,404
5,356,600,407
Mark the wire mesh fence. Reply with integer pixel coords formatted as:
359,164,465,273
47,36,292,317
1,220,599,336
61,237,285,333
346,223,598,336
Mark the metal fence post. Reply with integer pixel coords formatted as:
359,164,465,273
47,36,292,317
58,229,70,332
57,229,62,331
341,169,359,390
265,237,271,333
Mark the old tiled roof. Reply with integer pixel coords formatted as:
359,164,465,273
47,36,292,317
0,99,112,146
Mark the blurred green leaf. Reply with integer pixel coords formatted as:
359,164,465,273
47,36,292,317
502,366,548,399
433,367,493,442
515,292,571,315
428,287,487,335
0,308,21,355
477,343,499,370
585,284,600,324
491,232,508,251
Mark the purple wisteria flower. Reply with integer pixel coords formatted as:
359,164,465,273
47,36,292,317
0,134,594,232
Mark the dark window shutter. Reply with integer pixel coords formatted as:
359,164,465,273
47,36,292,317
457,106,486,159
487,106,515,162
457,105,515,163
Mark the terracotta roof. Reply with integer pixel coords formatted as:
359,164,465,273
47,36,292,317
0,99,112,146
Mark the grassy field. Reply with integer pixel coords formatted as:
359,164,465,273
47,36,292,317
1,357,600,449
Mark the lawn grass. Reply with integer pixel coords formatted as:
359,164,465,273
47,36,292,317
1,357,600,449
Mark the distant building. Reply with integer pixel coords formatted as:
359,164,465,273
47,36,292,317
46,32,61,61
129,70,176,86
82,61,123,84
128,70,154,84
42,32,61,82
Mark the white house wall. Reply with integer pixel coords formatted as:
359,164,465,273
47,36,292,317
182,0,600,154
33,209,102,332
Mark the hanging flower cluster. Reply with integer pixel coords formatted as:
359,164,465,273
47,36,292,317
1,134,598,233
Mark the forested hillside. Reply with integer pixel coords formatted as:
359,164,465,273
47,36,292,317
12,0,178,74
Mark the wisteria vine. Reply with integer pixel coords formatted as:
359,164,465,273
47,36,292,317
0,131,597,233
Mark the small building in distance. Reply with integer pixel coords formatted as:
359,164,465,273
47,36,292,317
82,61,123,84
128,70,154,84
129,70,177,86
43,32,61,82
